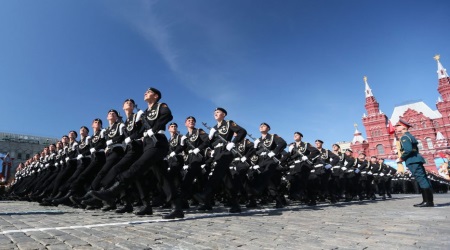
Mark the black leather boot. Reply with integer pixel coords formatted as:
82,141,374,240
416,188,434,207
135,199,153,216
413,190,427,207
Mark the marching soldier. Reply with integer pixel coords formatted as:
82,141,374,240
178,116,210,208
193,107,246,213
91,88,185,219
68,118,107,207
341,149,356,201
315,140,340,203
354,152,368,200
250,123,287,208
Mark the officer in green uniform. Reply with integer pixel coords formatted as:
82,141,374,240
395,119,434,207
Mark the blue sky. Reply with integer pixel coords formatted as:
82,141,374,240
1,0,450,149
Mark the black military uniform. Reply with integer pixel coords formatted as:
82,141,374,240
251,123,287,208
194,108,247,213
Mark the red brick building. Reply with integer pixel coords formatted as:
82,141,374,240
350,55,450,172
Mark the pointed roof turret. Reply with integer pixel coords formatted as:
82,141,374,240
364,76,374,98
435,54,449,79
352,123,365,144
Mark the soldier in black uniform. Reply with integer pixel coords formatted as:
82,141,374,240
178,116,210,208
230,134,256,204
68,118,107,207
365,156,378,200
250,123,287,208
315,140,340,203
354,152,368,200
83,109,127,210
331,144,345,201
193,107,246,213
384,161,397,198
375,157,387,199
43,132,79,205
341,149,356,201
91,88,184,219
166,122,184,204
99,99,147,214
53,126,93,205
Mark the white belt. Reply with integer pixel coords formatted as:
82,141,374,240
361,171,367,174
310,170,315,173
373,173,378,176
45,163,50,167
315,164,323,168
332,166,340,169
294,160,301,164
260,152,267,156
233,157,241,162
215,143,224,148
347,170,353,173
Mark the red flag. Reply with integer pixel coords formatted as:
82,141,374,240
439,152,446,158
387,120,395,135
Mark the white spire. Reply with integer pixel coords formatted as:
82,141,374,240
434,54,449,79
364,76,373,98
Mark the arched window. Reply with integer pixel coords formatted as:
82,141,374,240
426,138,433,149
376,144,385,155
433,120,439,128
421,121,426,129
417,140,424,150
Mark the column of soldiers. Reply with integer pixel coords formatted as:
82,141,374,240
3,87,450,218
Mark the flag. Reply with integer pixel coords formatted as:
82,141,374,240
387,120,395,135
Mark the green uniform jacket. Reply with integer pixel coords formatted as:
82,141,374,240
400,132,426,164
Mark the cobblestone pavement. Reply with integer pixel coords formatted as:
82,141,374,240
0,194,449,250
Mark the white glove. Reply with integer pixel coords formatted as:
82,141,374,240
146,129,154,138
193,148,200,154
169,152,176,158
60,160,64,165
124,137,131,144
136,110,144,121
252,165,260,170
65,157,70,162
301,156,308,161
289,165,295,169
341,167,347,171
355,168,360,174
268,151,275,158
368,171,373,175
106,140,113,146
226,142,235,151
229,166,236,171
100,129,106,138
325,164,332,169
380,173,385,177
253,139,260,148
288,144,294,153
201,164,206,169
188,150,193,154
210,150,215,157
208,128,216,140
180,135,187,146
90,148,96,153
76,154,83,160
241,156,247,163
183,165,189,170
